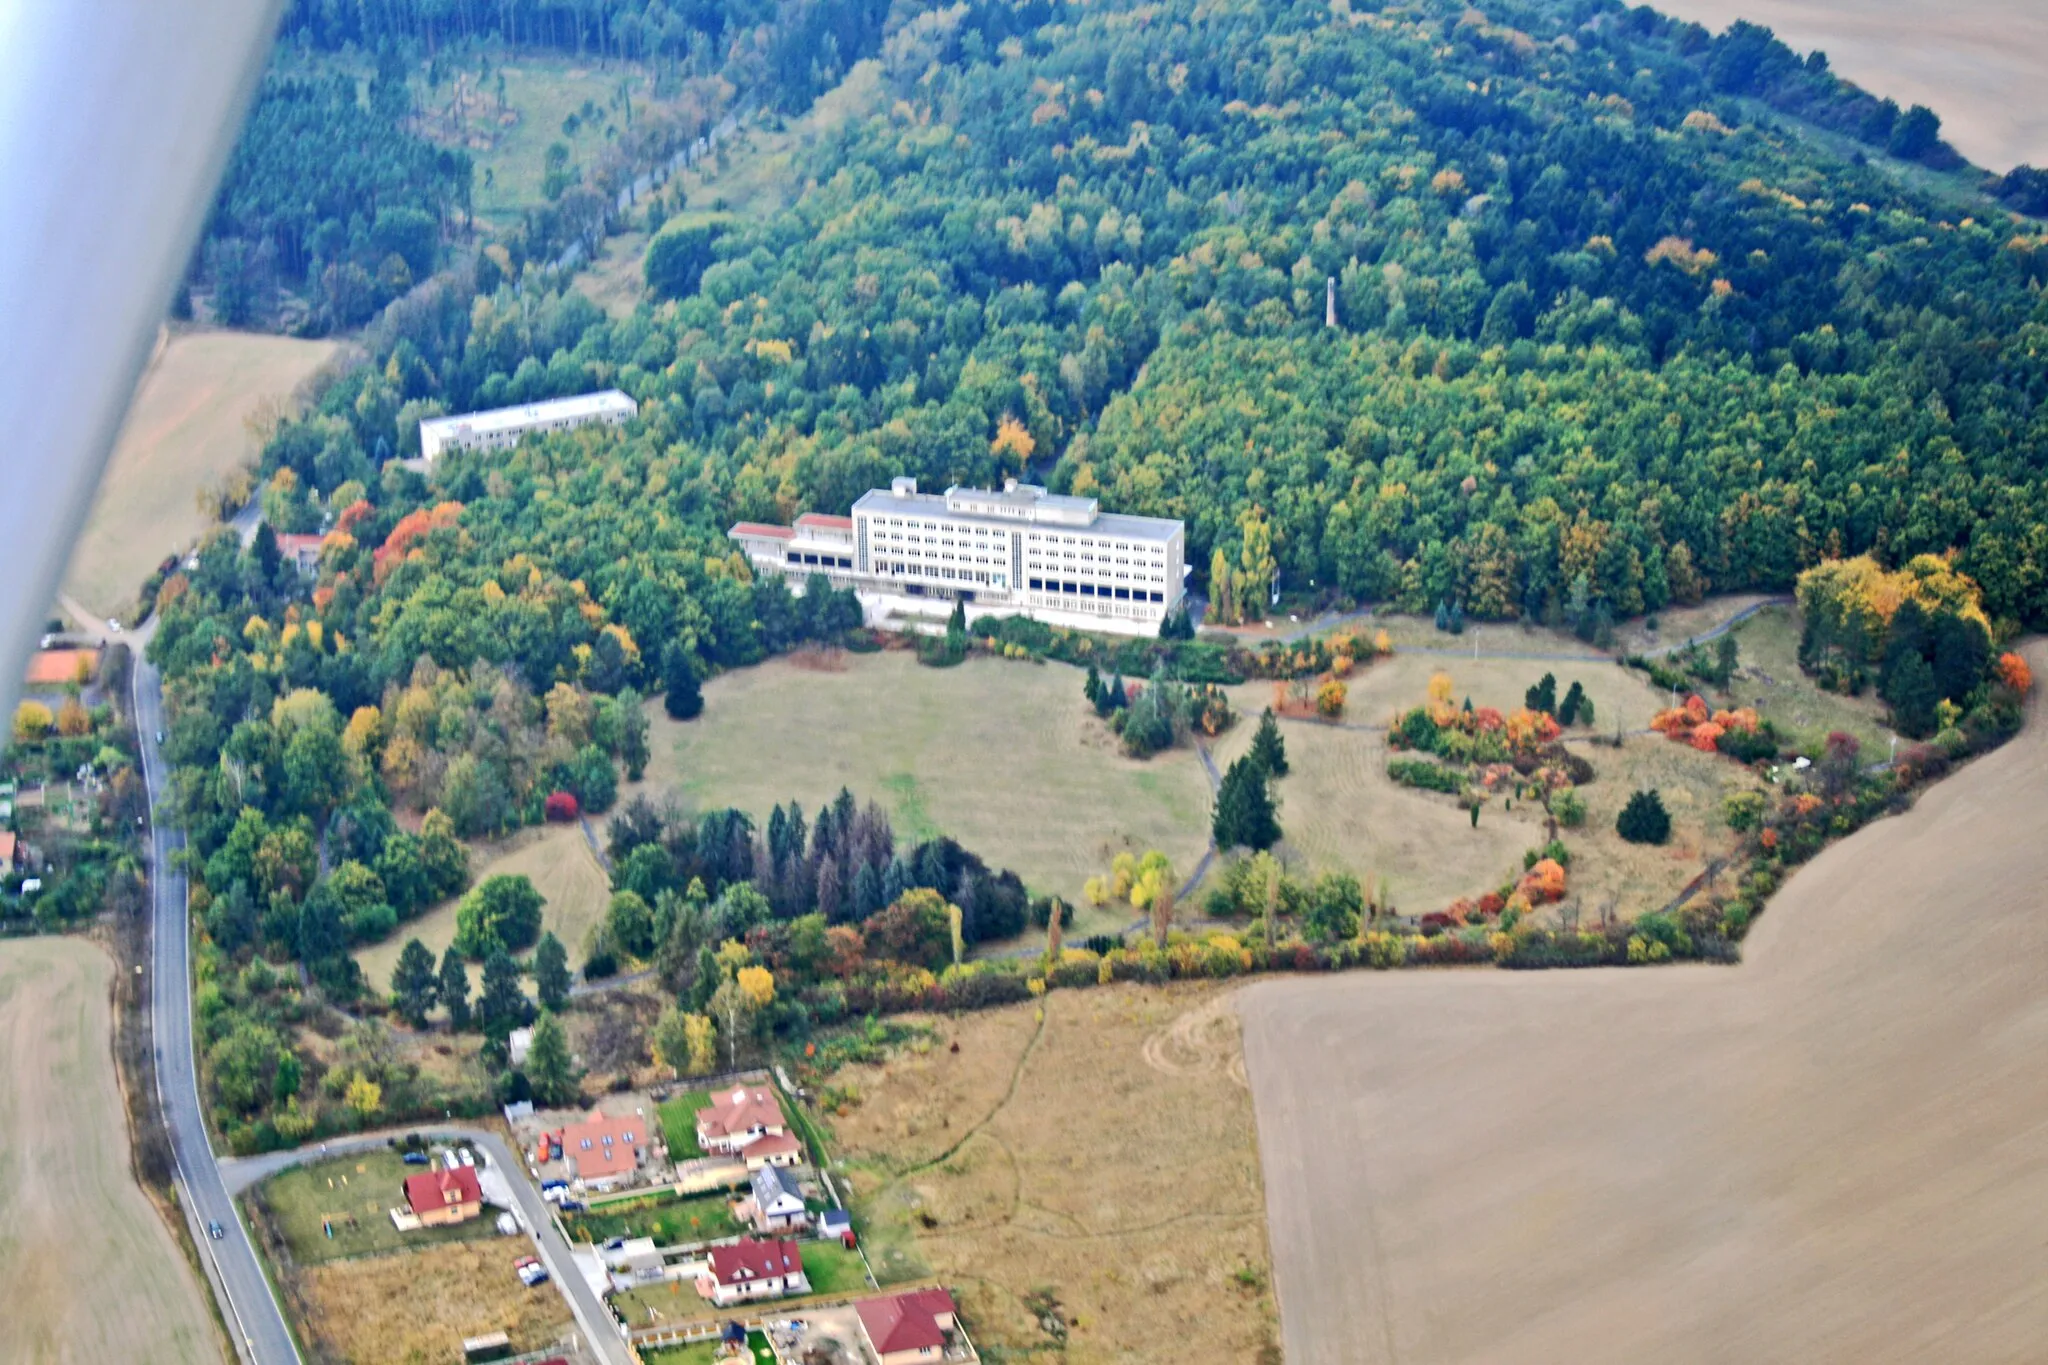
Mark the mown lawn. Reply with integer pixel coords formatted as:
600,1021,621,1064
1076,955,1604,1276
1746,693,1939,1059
657,1088,713,1159
560,1189,742,1247
252,1150,497,1266
800,1241,871,1295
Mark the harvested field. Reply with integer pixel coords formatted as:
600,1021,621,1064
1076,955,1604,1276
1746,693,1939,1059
829,983,1277,1363
637,651,1214,926
64,328,338,618
0,938,216,1363
297,1239,572,1364
1645,0,2048,172
353,821,610,990
1240,640,2048,1364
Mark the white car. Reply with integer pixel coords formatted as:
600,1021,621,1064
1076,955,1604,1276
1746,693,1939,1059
106,618,122,633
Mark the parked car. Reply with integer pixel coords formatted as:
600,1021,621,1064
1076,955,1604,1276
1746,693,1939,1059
106,619,121,633
154,730,164,745
402,1152,429,1165
207,1221,225,1240
457,1148,476,1168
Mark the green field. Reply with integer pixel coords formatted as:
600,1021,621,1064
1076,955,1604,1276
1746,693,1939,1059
250,1149,498,1266
799,1241,872,1295
635,651,1214,928
560,1189,742,1247
640,1344,721,1365
657,1089,713,1160
1720,605,1900,753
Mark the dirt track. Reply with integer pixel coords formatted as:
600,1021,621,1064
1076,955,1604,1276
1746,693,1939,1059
0,938,215,1363
1241,643,2048,1363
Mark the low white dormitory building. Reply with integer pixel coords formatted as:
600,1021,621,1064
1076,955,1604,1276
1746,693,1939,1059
729,477,1185,635
416,389,638,462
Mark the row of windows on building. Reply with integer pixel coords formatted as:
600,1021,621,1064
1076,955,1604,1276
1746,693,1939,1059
879,561,1001,585
1028,577,1165,602
785,551,854,569
869,516,1165,559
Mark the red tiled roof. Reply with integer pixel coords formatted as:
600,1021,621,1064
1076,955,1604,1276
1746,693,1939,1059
698,1086,786,1143
553,1109,646,1180
0,833,16,864
795,512,853,529
730,522,795,540
403,1166,482,1213
707,1237,801,1285
739,1131,801,1161
24,649,97,686
856,1288,956,1355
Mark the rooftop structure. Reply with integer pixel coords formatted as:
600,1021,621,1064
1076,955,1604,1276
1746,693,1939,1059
540,1108,648,1188
729,477,1185,636
856,1287,970,1365
417,389,638,462
403,1166,484,1226
696,1085,788,1157
700,1237,809,1306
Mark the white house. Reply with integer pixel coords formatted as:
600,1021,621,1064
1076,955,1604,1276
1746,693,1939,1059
417,390,638,462
698,1238,809,1307
742,1163,808,1234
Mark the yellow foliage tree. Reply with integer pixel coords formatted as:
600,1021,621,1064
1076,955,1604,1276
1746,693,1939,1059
345,1072,382,1117
684,1013,717,1075
990,414,1036,465
56,698,92,737
12,701,52,743
736,964,776,1007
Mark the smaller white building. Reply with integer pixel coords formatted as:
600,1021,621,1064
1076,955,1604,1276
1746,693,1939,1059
418,389,638,461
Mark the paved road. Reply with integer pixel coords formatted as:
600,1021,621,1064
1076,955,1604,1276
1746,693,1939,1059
135,653,301,1365
221,1127,632,1365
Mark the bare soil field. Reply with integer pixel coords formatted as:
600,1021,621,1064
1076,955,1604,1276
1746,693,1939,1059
0,938,216,1363
637,651,1215,921
63,328,338,618
297,1239,572,1364
1646,0,2048,172
353,821,610,989
830,983,1277,1363
1239,640,2048,1364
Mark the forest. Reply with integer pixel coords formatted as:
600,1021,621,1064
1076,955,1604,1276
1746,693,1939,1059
128,0,2048,1140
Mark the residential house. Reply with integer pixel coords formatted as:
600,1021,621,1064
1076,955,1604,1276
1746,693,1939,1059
818,1208,853,1245
697,1237,809,1307
403,1167,484,1226
274,533,327,578
739,1131,801,1170
538,1108,649,1191
741,1163,808,1234
854,1288,971,1365
695,1085,791,1162
0,831,18,874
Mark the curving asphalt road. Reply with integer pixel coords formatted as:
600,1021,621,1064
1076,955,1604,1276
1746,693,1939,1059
221,1127,631,1365
135,653,632,1365
135,653,301,1364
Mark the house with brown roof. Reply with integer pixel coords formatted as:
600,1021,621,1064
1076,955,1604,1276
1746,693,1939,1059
855,1288,973,1365
402,1166,483,1227
695,1085,791,1162
274,533,327,578
537,1108,649,1191
738,1130,802,1170
697,1237,809,1307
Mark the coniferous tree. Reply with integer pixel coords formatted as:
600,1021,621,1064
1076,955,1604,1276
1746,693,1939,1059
1105,672,1128,712
1558,680,1586,726
524,1010,579,1106
1083,663,1102,710
1213,755,1281,850
1525,672,1558,715
1616,789,1672,845
479,946,529,1035
438,946,471,1030
663,643,703,720
533,931,571,1012
1885,649,1940,737
1249,707,1289,777
391,938,439,1028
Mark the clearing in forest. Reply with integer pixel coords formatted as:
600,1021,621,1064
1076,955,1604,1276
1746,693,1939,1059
353,821,610,990
635,650,1215,931
1239,641,2048,1364
63,328,338,619
0,939,216,1363
827,982,1278,1363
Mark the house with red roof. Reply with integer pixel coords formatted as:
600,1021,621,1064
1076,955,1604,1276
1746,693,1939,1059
695,1085,793,1164
402,1166,483,1227
535,1108,649,1191
274,533,328,578
855,1288,972,1365
696,1237,809,1307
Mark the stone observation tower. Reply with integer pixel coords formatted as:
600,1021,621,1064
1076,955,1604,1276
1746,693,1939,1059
1325,276,1337,328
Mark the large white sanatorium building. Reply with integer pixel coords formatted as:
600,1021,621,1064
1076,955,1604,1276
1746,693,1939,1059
729,477,1185,634
416,390,639,462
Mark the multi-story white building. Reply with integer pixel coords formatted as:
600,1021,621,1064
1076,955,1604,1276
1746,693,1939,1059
416,389,638,462
729,477,1185,634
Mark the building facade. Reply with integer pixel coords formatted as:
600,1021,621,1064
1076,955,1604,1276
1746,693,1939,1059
417,389,638,462
729,478,1185,634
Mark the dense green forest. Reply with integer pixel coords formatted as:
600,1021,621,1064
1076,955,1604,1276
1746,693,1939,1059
148,0,2048,1138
